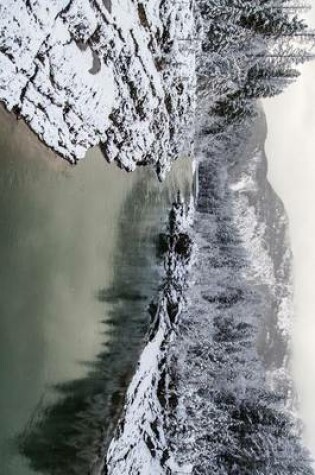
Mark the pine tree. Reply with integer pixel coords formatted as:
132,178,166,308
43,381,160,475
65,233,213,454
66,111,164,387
243,64,300,98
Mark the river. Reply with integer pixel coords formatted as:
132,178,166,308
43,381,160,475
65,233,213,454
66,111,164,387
0,107,192,474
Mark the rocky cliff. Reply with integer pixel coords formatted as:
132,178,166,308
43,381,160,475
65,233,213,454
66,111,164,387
0,0,195,177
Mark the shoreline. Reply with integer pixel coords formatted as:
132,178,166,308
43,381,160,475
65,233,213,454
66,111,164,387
0,104,67,171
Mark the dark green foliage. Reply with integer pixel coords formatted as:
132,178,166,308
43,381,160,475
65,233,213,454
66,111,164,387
174,233,192,258
243,65,300,98
18,178,170,474
239,11,307,38
156,232,170,258
212,93,256,124
197,0,314,132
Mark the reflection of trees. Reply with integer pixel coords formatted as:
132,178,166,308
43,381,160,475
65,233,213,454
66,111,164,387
19,169,191,475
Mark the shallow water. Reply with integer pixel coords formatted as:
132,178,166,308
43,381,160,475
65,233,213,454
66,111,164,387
0,108,192,474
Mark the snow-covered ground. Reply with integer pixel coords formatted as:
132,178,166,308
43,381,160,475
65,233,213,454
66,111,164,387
104,110,313,474
105,198,194,474
1,2,312,473
167,120,299,473
0,0,196,177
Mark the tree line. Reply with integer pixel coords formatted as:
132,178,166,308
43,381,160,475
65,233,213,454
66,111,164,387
195,0,314,131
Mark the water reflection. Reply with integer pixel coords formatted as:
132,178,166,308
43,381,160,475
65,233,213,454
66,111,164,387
19,169,191,475
0,107,192,474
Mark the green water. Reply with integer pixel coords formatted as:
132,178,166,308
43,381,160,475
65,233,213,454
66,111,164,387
0,109,192,474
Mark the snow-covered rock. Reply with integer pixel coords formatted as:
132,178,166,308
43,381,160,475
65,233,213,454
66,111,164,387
105,111,313,474
0,0,196,177
105,198,194,474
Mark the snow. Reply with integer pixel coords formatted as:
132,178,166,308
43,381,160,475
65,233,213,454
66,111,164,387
105,199,194,474
104,111,308,473
0,0,310,472
0,0,196,177
167,143,308,473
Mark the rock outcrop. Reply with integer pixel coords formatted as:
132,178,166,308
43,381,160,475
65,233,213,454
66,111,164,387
0,0,195,177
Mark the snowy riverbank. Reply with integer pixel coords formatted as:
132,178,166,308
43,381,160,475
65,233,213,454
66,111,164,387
105,197,194,474
104,110,313,474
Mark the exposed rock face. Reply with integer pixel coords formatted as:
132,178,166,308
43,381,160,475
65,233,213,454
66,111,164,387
0,0,195,177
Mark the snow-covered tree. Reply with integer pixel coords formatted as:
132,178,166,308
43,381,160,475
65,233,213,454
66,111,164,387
196,0,314,131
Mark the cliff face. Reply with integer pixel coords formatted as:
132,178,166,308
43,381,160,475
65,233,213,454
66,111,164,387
0,0,195,177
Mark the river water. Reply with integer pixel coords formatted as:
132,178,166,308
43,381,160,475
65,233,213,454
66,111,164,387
0,107,192,474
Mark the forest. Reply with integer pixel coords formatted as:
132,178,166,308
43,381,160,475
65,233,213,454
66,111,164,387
196,0,314,132
3,1,315,474
104,2,315,474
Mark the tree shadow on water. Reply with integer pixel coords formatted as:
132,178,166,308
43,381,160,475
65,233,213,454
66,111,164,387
18,171,190,475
